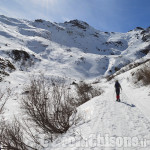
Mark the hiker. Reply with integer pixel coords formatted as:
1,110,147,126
115,80,122,102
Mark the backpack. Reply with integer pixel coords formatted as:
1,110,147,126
115,82,120,89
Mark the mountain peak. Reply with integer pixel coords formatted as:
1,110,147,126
134,27,144,31
64,19,89,29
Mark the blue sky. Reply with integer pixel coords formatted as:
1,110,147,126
0,0,150,32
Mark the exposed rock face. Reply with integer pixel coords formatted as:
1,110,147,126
0,57,15,81
65,20,89,29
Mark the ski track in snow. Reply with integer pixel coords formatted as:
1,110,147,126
51,83,150,150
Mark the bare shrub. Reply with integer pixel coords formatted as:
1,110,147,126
106,75,115,81
0,118,39,150
0,89,12,149
89,86,103,98
135,66,150,85
0,88,11,114
75,81,103,105
21,75,75,135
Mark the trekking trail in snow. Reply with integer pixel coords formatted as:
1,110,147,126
51,83,150,150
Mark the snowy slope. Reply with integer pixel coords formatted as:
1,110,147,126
49,88,150,150
0,15,150,82
0,15,150,150
48,65,150,150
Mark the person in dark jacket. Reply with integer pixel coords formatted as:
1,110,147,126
115,80,122,102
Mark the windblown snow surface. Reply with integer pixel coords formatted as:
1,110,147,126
0,15,150,149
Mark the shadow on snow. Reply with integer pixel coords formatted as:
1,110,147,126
120,101,136,107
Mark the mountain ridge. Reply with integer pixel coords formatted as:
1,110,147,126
0,15,150,81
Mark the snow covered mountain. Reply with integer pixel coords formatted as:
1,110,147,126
0,15,150,81
1,15,150,150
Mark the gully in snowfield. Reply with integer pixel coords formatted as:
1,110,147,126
115,80,122,102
